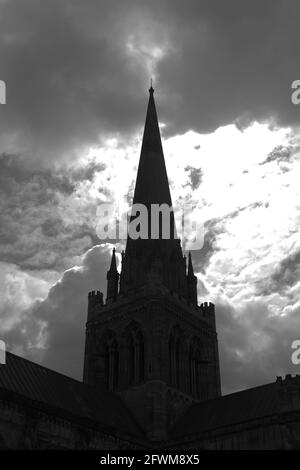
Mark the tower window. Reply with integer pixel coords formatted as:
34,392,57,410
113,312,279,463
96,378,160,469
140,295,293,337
169,327,183,388
112,341,119,389
189,345,195,394
169,334,175,384
175,338,181,387
103,333,119,391
127,325,145,385
137,332,145,381
188,339,205,398
104,344,110,388
128,336,135,385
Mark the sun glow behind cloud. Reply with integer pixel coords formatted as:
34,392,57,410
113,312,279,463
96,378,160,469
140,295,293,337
81,120,297,291
124,14,173,84
82,121,295,258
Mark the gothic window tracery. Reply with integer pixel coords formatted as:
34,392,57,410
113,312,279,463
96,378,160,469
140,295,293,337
169,326,183,388
126,323,145,385
188,337,210,399
102,331,119,391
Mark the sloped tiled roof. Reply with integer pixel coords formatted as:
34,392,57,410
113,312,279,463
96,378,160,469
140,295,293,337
170,382,281,439
0,352,144,440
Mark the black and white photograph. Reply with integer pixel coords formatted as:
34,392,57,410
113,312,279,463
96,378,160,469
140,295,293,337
0,0,300,456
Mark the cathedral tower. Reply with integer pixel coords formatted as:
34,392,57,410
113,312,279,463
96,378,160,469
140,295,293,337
83,86,221,440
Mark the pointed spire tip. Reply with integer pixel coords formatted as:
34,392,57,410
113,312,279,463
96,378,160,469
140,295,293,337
108,247,117,272
149,77,154,94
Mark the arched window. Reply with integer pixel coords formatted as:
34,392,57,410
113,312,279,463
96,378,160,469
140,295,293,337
189,345,196,394
188,338,205,398
168,326,183,388
112,340,119,389
201,345,210,400
175,338,181,387
194,348,201,397
102,332,119,391
137,331,144,382
126,323,145,385
128,335,135,385
169,334,175,384
104,344,110,388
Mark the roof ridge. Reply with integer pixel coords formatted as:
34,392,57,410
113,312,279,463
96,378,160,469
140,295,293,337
221,381,276,399
1,351,146,439
3,351,147,420
184,381,278,410
5,351,88,388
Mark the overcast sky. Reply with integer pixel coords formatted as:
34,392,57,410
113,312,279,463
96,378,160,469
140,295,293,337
0,0,300,394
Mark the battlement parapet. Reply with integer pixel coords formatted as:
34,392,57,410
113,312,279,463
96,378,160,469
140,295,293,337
200,301,215,312
277,374,300,412
276,374,300,384
88,289,101,298
87,290,104,321
199,302,216,329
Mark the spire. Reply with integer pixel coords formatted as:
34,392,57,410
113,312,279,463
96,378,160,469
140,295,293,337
187,252,198,305
106,248,119,302
187,252,194,277
125,86,178,258
108,247,117,273
121,87,188,298
132,86,172,207
149,77,154,93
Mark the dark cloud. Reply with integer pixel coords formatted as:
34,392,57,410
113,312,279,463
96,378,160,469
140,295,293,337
257,249,300,297
192,219,224,274
273,250,300,289
1,245,112,379
260,145,294,165
193,202,265,274
157,0,300,135
216,299,300,394
71,161,106,182
0,153,106,271
0,153,76,194
184,165,202,190
1,1,300,162
0,0,151,161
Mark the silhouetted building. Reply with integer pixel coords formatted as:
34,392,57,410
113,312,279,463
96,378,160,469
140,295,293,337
83,85,221,441
0,88,299,449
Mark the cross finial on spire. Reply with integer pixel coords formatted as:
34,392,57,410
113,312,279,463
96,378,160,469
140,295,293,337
149,77,154,94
